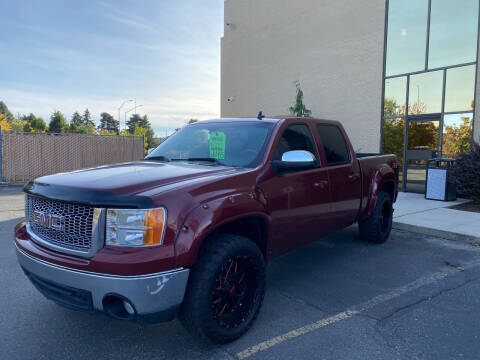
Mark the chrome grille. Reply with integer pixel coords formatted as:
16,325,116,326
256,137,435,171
25,195,95,252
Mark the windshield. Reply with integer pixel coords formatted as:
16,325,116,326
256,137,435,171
146,121,274,168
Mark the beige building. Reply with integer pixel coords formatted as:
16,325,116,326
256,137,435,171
221,0,480,192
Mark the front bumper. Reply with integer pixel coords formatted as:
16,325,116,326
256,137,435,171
16,245,189,323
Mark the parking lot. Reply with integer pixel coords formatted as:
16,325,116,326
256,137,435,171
1,186,480,360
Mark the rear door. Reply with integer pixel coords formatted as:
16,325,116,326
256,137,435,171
314,123,361,229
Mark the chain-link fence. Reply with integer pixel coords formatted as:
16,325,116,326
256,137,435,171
0,131,144,182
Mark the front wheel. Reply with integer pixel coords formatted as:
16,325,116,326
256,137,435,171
179,234,265,343
359,190,393,243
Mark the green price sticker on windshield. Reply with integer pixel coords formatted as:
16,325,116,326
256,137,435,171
209,131,226,160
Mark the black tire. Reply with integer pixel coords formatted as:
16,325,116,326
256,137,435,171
179,234,266,344
359,191,393,244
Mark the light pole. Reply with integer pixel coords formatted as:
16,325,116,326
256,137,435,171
124,105,144,132
118,100,133,131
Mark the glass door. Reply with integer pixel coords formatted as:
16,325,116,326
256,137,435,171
405,115,440,193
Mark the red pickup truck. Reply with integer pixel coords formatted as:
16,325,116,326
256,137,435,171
15,117,398,343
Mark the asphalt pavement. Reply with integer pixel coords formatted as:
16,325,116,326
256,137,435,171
1,187,480,360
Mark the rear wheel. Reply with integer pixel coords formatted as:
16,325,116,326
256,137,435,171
359,191,393,243
179,234,265,343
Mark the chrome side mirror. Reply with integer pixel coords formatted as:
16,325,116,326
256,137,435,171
273,150,316,175
281,150,315,162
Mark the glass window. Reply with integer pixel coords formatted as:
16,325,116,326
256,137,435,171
442,113,473,158
316,124,350,165
384,77,407,116
386,0,429,76
147,121,274,168
408,120,439,150
382,117,405,183
428,0,479,69
444,65,476,113
274,124,317,161
409,71,443,114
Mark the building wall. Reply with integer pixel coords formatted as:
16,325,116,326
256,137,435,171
221,0,387,152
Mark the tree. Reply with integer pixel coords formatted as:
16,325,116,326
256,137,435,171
98,112,119,133
0,101,14,122
188,119,199,124
289,81,312,117
0,113,12,131
82,109,95,127
442,117,472,158
23,122,33,132
22,113,37,123
71,111,83,126
10,118,25,132
48,111,68,133
30,117,47,132
126,114,142,134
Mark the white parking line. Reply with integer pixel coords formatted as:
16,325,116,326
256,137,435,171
236,259,480,359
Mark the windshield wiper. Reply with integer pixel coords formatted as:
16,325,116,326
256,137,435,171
144,155,170,162
171,157,226,166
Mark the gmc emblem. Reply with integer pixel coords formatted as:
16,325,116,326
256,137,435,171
32,210,64,231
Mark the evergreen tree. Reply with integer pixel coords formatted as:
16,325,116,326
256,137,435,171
30,117,47,132
99,112,119,133
0,101,14,122
71,111,83,126
126,114,143,133
48,111,68,133
82,108,95,127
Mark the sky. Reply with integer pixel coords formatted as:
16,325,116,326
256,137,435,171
0,0,224,136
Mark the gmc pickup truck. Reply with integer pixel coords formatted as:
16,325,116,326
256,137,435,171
15,117,398,343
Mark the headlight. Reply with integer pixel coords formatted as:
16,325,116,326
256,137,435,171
106,208,166,247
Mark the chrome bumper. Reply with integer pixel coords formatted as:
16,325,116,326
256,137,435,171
16,245,189,320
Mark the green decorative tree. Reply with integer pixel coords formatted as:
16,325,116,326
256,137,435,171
289,81,312,117
48,111,68,133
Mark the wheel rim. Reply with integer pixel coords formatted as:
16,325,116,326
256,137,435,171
211,255,259,329
380,200,392,234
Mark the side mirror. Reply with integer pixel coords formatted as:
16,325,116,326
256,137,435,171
272,150,316,174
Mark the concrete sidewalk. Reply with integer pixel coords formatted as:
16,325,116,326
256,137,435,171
393,192,480,243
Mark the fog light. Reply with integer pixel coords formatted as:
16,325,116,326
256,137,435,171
123,300,135,315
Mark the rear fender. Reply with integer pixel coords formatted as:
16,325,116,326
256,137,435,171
174,192,270,268
360,165,396,220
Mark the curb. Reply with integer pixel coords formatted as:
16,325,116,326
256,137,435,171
0,182,26,187
393,221,480,244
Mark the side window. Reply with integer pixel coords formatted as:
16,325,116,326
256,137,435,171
316,124,350,165
274,124,317,161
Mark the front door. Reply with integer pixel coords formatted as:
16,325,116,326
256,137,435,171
404,115,440,193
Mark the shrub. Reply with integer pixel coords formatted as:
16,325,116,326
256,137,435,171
456,142,480,202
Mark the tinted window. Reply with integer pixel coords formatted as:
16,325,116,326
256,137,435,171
316,125,350,165
386,0,429,76
444,65,476,113
428,0,479,69
384,77,407,116
274,124,317,161
408,70,443,114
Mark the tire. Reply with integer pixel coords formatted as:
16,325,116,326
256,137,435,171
179,234,266,344
359,190,393,244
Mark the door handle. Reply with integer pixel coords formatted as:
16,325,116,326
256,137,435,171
314,180,328,189
347,174,359,182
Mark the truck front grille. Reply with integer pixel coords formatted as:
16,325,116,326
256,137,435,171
25,195,99,254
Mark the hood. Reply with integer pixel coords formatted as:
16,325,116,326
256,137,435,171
31,161,237,197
